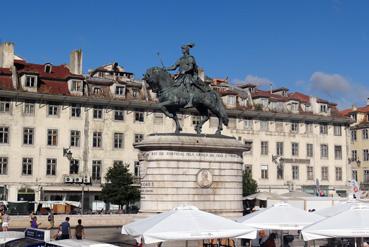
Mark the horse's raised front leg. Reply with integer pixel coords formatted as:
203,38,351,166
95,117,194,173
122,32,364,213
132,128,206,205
158,101,174,118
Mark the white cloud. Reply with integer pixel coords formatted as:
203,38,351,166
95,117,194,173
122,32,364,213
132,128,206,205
233,74,272,86
310,71,351,95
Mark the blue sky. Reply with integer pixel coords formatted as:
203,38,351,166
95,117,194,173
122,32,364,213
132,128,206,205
2,0,369,109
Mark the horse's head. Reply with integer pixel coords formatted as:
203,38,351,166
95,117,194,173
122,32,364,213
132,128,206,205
143,67,172,93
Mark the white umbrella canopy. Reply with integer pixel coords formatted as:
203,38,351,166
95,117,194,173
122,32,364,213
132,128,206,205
314,199,360,217
121,206,257,244
243,192,284,201
280,191,314,198
236,202,325,230
302,204,369,241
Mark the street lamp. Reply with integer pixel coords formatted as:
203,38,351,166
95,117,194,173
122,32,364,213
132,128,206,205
63,147,73,161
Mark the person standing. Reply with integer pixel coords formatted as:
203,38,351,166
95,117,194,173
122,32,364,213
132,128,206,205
47,209,54,229
1,211,9,231
60,217,71,239
75,219,85,240
30,216,41,228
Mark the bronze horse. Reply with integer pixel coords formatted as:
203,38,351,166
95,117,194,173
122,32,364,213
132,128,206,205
143,67,229,135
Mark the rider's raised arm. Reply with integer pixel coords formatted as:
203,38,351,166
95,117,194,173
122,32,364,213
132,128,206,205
165,59,180,71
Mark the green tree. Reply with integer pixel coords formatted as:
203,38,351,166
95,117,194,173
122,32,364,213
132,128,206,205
242,170,257,196
101,162,140,210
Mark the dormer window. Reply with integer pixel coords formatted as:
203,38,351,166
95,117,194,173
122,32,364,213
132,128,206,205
115,86,125,96
44,64,52,73
132,89,139,98
93,87,102,94
227,95,236,105
71,80,83,92
25,75,37,88
290,102,299,112
320,104,328,113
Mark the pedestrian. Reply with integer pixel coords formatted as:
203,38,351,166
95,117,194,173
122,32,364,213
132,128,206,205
1,211,9,231
59,217,71,239
30,216,41,228
251,229,269,246
75,219,85,240
261,233,276,247
47,209,55,229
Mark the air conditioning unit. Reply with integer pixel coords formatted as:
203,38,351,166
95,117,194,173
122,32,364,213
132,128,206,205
83,176,91,184
64,176,74,183
74,177,83,184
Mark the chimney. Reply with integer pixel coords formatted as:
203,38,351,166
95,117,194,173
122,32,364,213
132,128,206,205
198,67,205,81
69,49,83,75
0,42,14,68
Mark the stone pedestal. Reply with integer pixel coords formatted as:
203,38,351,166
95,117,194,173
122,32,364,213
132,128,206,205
134,133,250,217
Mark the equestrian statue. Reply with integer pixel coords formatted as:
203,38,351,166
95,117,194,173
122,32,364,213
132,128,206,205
143,43,229,135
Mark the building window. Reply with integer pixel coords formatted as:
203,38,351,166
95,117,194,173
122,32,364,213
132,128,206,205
70,130,80,147
261,141,268,155
352,150,357,161
364,170,369,183
192,116,200,126
351,130,357,142
25,75,37,87
320,124,328,134
334,145,342,160
351,113,357,121
22,158,33,175
321,166,329,181
115,86,125,96
364,149,369,161
24,101,35,116
290,102,299,112
47,103,59,116
44,64,52,73
153,113,164,125
305,122,313,133
363,129,369,140
335,167,342,181
320,104,328,113
23,128,34,145
292,165,299,180
0,98,11,113
114,133,124,149
291,122,299,133
135,111,144,122
307,144,313,157
261,165,268,179
244,119,253,130
134,134,144,143
0,127,9,144
276,142,284,156
114,108,124,121
93,87,102,95
260,120,269,131
70,159,79,174
227,95,236,105
132,89,139,98
93,106,103,119
0,157,8,175
47,129,58,146
320,144,328,159
92,160,102,181
352,170,358,181
46,158,57,176
71,104,81,118
92,132,102,148
134,161,140,177
334,125,342,136
292,142,299,156
307,166,314,180
71,80,83,92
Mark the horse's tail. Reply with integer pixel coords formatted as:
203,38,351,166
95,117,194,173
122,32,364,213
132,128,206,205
212,91,229,126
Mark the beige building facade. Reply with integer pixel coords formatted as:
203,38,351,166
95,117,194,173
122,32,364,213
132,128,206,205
0,42,351,210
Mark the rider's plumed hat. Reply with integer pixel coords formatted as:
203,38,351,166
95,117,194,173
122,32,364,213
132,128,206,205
181,43,195,49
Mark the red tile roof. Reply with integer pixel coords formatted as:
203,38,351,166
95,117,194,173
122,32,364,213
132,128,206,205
14,61,83,80
0,76,13,90
288,92,310,103
38,79,70,95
